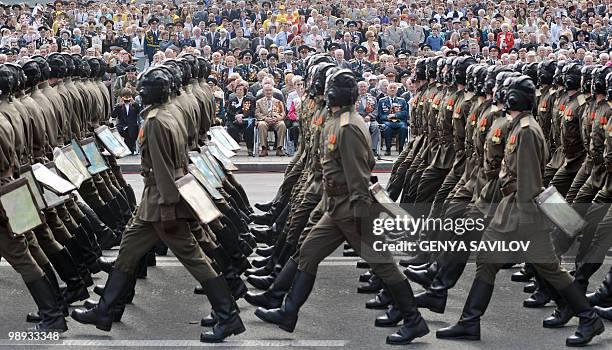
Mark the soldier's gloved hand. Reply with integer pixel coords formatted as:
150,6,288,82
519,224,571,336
161,219,179,234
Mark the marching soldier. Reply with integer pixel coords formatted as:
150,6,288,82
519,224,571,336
71,67,246,343
436,76,604,347
254,69,430,345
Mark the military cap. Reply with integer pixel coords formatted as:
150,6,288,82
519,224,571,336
298,44,311,52
328,42,341,51
378,48,390,55
207,76,218,85
489,45,500,52
335,19,344,26
239,50,253,59
559,35,569,42
347,20,357,27
110,46,122,51
353,45,367,53
125,65,137,72
148,17,159,25
267,53,279,60
420,43,432,50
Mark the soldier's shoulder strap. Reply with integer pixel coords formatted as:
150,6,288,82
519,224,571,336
577,94,587,106
520,116,530,128
340,111,351,126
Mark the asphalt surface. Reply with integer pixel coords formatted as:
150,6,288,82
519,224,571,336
1,173,612,350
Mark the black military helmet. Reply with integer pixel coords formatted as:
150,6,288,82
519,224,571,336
442,56,455,84
0,64,15,96
484,65,511,96
414,58,427,81
163,59,184,92
512,61,524,73
61,52,75,76
562,62,582,91
426,57,441,81
196,57,210,79
537,59,556,86
309,62,336,98
81,59,91,79
87,57,100,78
521,62,538,83
179,53,200,80
20,59,41,88
47,53,67,78
465,64,476,92
552,60,567,86
305,54,333,81
137,67,172,105
31,55,51,81
98,59,109,78
591,66,611,95
324,69,358,108
580,65,597,95
504,75,536,113
473,64,488,96
175,58,192,86
606,71,612,101
493,71,520,104
71,54,84,77
156,64,181,95
5,63,26,92
452,56,477,85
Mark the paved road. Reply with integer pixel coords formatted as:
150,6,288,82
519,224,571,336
1,173,611,349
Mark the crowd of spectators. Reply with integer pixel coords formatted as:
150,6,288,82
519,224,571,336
2,0,610,155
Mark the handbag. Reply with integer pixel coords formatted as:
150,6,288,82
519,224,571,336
286,101,298,121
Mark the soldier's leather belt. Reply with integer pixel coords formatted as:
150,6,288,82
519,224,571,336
142,168,186,185
324,183,349,197
501,182,517,196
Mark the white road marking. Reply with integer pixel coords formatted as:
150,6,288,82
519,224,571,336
0,339,349,347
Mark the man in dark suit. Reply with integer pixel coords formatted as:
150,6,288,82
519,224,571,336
204,22,220,46
112,89,142,154
340,32,355,60
250,28,273,53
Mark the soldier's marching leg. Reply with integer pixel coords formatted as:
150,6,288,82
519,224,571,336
76,200,118,250
71,218,158,331
0,227,67,332
54,204,93,286
523,224,604,347
589,266,612,307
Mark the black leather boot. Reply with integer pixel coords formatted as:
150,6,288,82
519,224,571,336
356,261,370,269
251,212,274,226
415,289,447,314
245,258,298,309
27,264,68,322
78,201,118,250
255,245,275,257
251,256,271,269
359,270,373,283
122,184,137,211
366,287,393,309
403,266,434,289
47,248,89,305
436,278,494,340
25,276,68,332
523,290,551,308
375,305,403,327
561,284,605,346
594,306,612,320
358,274,383,294
107,197,128,230
72,225,103,274
511,264,535,282
92,204,121,233
135,254,148,279
82,299,126,322
240,232,257,248
588,267,612,307
400,252,430,266
63,236,93,287
97,257,114,274
200,276,246,343
198,247,248,300
524,281,537,293
254,269,315,332
385,279,430,345
250,225,275,245
254,200,273,212
543,282,581,329
71,269,131,331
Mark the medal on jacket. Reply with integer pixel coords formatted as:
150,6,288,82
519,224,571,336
469,113,477,126
420,95,425,106
564,108,573,121
433,97,440,109
507,134,517,152
539,100,547,112
453,105,461,118
479,116,488,133
491,127,502,144
327,133,337,151
600,116,608,129
559,103,566,112
137,127,145,146
446,98,455,111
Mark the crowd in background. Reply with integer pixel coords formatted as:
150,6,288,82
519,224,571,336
1,0,610,155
